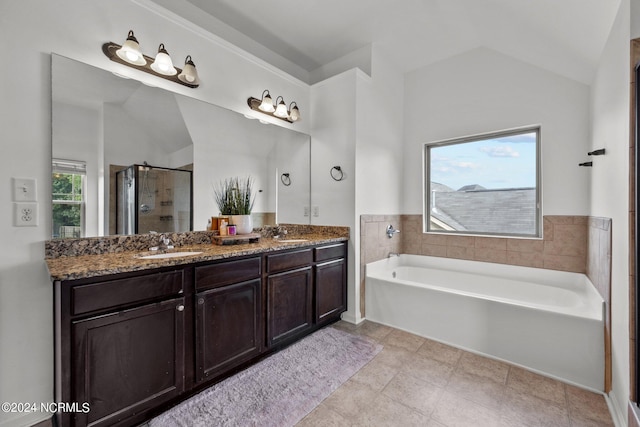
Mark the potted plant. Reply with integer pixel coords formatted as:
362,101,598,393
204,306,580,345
213,176,256,234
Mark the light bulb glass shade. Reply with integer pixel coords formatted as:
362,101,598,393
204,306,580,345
150,44,177,76
116,30,146,66
274,96,289,118
177,55,200,85
289,102,301,122
258,90,275,112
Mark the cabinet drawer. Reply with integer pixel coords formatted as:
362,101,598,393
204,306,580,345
195,257,261,291
266,249,313,274
71,270,184,316
314,243,346,262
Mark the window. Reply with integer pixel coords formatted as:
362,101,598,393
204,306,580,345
424,127,540,237
52,159,86,239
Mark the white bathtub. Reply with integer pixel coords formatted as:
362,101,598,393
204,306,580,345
365,255,605,391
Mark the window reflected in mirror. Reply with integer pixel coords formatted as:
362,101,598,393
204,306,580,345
52,159,86,239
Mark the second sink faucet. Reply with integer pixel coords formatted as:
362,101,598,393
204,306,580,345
273,225,288,238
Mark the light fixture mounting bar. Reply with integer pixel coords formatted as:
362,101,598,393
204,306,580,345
102,42,199,88
247,97,294,123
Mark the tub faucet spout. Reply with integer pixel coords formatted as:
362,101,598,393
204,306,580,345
388,252,400,258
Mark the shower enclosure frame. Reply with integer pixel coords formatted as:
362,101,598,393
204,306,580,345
116,164,193,235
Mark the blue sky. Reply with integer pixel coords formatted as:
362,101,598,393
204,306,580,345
429,131,537,191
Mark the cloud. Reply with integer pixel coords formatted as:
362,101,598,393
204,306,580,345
495,133,537,144
480,146,520,158
450,161,478,168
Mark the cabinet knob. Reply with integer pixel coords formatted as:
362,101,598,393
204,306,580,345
198,298,205,305
176,305,185,312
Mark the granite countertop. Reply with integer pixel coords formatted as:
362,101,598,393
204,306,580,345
46,233,348,282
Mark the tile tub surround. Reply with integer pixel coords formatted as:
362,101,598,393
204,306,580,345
360,215,403,316
359,214,606,316
45,225,349,281
588,217,613,392
400,214,592,272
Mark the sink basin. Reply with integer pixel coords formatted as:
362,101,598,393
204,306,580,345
137,251,203,259
274,239,308,243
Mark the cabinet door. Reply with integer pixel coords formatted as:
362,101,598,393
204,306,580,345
195,279,262,382
71,298,185,427
315,258,347,325
267,267,313,347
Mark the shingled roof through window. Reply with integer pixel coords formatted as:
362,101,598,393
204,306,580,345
430,184,536,235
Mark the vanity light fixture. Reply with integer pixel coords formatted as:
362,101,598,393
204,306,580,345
102,30,200,88
258,90,275,112
150,44,177,76
289,102,301,122
274,96,289,118
115,31,146,66
247,90,301,123
178,56,200,85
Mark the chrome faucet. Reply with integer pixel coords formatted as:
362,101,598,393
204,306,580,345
159,234,174,250
386,224,400,238
149,232,174,251
388,252,400,258
273,225,288,238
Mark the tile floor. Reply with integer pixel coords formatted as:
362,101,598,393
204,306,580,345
296,320,614,427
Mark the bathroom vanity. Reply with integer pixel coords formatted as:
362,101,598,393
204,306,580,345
48,232,347,427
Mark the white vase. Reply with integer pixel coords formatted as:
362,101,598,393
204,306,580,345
230,215,253,234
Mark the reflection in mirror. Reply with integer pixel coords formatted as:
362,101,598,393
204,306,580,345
116,164,193,234
52,54,311,238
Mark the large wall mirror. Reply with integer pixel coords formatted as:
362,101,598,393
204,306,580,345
52,54,311,238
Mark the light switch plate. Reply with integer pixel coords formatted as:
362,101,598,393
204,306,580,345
14,202,38,227
13,178,37,202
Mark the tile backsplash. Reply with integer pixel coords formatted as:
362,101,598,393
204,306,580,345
361,214,594,273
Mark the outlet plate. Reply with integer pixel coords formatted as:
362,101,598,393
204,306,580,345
12,178,37,202
14,202,38,227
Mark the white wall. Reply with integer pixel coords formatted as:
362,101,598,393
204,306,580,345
590,1,631,424
310,70,358,319
0,1,309,425
308,45,405,324
355,45,405,217
403,47,591,216
632,0,640,39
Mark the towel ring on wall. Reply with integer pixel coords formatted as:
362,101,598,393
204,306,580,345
280,173,291,186
330,166,344,181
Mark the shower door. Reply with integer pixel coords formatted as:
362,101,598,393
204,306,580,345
116,164,193,235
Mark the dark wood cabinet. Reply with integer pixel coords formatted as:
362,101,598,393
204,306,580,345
71,298,185,427
195,257,263,381
55,241,347,427
195,279,262,381
315,258,347,325
56,268,187,427
266,266,313,346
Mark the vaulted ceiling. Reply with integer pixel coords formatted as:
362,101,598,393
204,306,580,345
155,0,621,85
